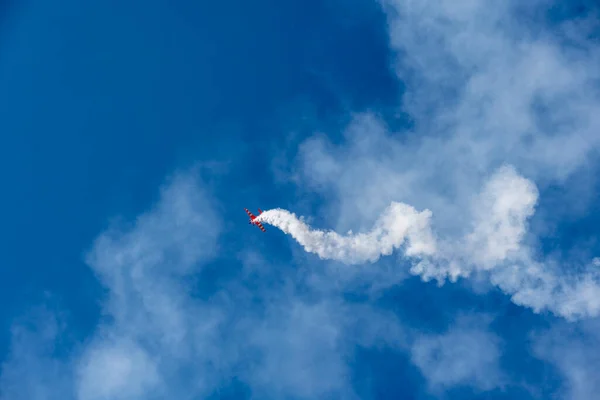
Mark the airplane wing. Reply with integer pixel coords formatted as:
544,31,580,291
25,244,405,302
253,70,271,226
244,208,256,219
256,221,266,232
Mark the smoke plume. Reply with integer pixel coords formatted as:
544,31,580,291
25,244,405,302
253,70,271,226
257,166,600,320
256,202,436,264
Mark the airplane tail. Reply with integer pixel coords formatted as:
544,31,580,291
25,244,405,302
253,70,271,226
258,208,263,215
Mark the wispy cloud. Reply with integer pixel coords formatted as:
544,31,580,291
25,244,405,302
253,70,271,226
77,338,161,400
410,315,503,392
0,171,412,399
533,319,600,400
0,308,73,400
77,172,225,399
382,0,600,184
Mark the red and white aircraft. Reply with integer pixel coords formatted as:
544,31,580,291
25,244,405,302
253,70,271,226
245,208,266,232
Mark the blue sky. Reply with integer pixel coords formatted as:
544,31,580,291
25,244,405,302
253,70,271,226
1,0,599,399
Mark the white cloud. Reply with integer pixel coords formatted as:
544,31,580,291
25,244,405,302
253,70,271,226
410,315,503,392
2,170,411,400
76,171,226,398
0,308,73,400
381,0,600,185
244,301,352,399
533,319,600,400
77,339,160,400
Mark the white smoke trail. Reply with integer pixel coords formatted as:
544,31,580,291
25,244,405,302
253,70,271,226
258,166,600,320
256,202,437,264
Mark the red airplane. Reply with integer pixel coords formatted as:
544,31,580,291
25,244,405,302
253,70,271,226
245,208,266,232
